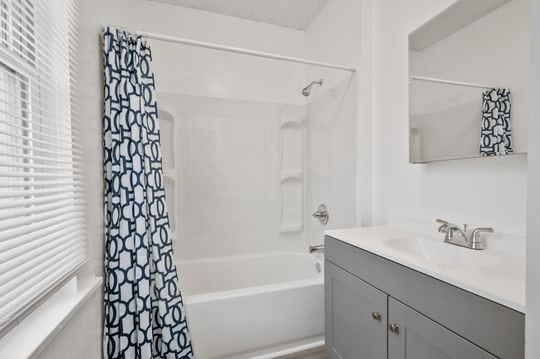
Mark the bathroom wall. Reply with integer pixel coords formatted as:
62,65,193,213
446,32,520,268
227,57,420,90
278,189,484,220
101,1,307,105
303,78,358,247
303,0,368,242
158,93,309,258
305,0,361,93
365,0,528,237
157,82,359,259
107,1,309,260
305,0,374,228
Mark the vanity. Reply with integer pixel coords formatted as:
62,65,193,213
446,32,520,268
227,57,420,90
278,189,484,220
324,225,525,359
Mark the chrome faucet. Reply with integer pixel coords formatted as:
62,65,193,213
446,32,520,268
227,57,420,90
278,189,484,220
436,219,494,250
309,244,324,253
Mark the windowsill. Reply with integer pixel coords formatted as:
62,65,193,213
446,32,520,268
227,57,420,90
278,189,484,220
0,276,102,359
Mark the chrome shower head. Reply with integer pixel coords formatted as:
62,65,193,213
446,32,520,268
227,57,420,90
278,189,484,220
302,79,323,97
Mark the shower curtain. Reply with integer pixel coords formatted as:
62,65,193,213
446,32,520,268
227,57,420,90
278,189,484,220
102,27,193,359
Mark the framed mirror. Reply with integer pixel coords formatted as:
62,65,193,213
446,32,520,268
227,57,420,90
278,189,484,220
409,0,529,163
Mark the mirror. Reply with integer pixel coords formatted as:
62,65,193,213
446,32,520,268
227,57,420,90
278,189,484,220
409,0,529,163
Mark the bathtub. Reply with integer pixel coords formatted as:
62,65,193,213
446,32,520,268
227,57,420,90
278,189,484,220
177,252,324,359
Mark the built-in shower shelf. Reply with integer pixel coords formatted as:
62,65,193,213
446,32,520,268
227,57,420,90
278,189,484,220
280,119,303,129
280,170,302,181
163,174,176,232
158,108,176,173
279,106,304,235
157,106,177,235
280,111,304,129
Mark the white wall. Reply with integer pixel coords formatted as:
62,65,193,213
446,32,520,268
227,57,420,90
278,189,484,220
305,0,370,233
113,1,309,260
158,93,309,258
105,1,307,105
305,0,361,93
303,78,358,246
366,0,528,237
526,0,540,357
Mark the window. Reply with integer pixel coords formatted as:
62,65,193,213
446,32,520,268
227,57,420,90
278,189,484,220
0,0,85,334
0,0,36,65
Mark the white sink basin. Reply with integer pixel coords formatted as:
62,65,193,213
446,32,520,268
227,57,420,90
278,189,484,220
382,237,449,259
381,237,499,270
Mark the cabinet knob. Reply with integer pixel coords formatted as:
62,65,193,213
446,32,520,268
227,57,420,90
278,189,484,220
388,324,399,333
372,312,382,321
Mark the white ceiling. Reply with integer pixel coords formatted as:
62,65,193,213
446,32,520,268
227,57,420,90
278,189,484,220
149,0,330,30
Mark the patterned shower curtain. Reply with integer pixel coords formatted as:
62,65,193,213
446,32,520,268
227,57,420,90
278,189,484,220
102,27,193,359
480,88,513,156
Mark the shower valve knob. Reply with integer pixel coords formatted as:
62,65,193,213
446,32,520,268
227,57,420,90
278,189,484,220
312,204,329,225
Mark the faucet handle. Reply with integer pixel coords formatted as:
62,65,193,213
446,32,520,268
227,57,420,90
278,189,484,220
436,219,449,233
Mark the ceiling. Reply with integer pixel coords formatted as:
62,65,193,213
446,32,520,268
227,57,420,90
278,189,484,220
149,0,330,30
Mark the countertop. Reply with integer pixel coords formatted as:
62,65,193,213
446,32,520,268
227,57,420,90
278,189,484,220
325,225,525,313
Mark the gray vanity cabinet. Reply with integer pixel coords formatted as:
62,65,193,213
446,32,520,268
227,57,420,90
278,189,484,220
325,261,387,359
325,235,525,359
387,298,495,359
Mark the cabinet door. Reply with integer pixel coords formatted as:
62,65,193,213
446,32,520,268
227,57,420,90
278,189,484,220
388,298,496,359
325,261,387,359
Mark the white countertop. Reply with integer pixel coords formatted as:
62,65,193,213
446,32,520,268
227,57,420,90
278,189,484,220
325,225,526,313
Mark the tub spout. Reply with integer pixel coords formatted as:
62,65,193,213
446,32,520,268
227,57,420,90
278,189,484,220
309,245,324,253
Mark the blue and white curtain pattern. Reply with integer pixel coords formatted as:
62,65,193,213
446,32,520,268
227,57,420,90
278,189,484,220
102,27,193,359
480,88,513,156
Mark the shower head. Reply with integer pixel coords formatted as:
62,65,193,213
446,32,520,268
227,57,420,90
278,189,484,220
302,79,323,97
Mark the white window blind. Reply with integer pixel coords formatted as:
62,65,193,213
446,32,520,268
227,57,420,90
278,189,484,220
0,0,86,333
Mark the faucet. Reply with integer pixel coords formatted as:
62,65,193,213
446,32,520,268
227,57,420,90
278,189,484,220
309,244,324,253
436,219,494,250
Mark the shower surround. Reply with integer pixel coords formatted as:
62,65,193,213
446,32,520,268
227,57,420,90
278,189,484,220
157,80,356,357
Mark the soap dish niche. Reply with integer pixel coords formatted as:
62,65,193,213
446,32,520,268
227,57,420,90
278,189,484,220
279,106,304,234
158,108,176,174
280,170,302,182
280,117,303,129
163,174,176,233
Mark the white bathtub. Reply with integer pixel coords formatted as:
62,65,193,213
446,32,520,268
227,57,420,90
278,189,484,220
177,252,325,359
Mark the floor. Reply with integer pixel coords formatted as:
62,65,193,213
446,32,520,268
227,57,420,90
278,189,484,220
277,346,327,359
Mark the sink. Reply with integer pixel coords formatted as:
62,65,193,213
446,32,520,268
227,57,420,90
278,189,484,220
382,237,444,258
381,237,500,270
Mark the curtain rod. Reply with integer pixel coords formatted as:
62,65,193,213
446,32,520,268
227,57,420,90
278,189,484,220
410,75,495,89
103,25,356,73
